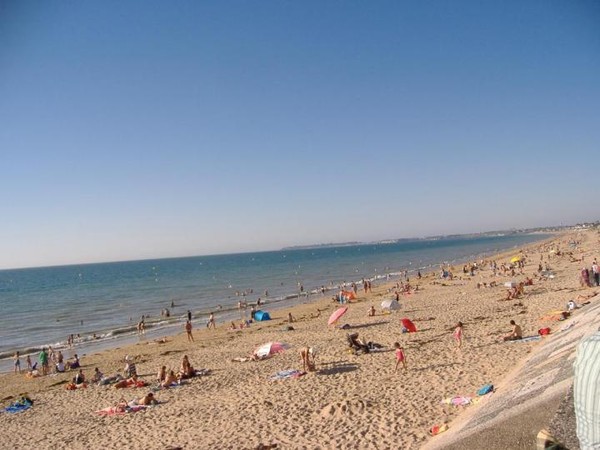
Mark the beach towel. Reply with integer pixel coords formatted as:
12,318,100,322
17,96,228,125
506,335,542,343
477,384,494,396
2,397,33,414
151,382,184,392
441,396,472,406
124,379,147,388
269,369,306,381
430,424,448,436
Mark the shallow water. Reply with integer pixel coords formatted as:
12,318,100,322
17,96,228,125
0,233,549,372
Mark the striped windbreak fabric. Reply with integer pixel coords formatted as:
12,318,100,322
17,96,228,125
574,332,600,450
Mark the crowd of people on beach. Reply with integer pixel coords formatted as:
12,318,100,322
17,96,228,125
7,235,600,449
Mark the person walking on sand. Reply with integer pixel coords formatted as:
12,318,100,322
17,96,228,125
185,319,194,342
453,322,464,350
394,343,407,372
207,312,216,330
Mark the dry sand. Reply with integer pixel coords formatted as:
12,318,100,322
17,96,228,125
1,229,598,449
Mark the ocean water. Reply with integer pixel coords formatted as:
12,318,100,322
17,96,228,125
0,233,549,371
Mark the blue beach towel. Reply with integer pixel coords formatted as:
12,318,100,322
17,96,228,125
506,335,542,343
269,369,306,381
477,384,494,396
2,397,33,414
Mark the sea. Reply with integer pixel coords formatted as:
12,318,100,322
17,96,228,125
0,233,550,372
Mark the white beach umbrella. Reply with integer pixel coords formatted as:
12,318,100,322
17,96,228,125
381,299,401,311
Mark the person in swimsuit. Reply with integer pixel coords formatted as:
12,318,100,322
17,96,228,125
185,320,194,342
394,342,407,372
13,351,21,374
453,322,464,350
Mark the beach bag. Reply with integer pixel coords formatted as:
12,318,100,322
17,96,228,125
538,327,551,336
477,384,494,396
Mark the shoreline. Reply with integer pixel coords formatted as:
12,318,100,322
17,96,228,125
0,233,555,373
1,230,589,449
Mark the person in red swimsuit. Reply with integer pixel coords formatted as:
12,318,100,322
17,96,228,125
394,343,407,372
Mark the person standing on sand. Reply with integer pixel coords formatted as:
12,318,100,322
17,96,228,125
13,351,21,374
185,320,194,342
394,343,407,372
592,260,599,286
453,322,464,350
581,267,591,287
39,348,49,376
26,354,32,370
300,347,316,372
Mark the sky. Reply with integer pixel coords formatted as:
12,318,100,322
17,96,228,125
1,1,599,269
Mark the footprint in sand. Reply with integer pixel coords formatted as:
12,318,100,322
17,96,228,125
319,399,374,419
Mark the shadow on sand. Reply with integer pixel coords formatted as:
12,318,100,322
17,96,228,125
317,363,359,376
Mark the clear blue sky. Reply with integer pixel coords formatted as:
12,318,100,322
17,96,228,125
1,1,599,269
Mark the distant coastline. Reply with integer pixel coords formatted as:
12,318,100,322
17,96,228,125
280,225,570,251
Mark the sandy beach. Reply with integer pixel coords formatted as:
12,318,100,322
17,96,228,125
1,229,598,449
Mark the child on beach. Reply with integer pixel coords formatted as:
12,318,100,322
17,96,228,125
394,343,407,372
453,322,464,350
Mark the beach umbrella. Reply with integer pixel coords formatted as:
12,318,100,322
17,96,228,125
400,318,417,333
381,299,401,311
328,306,348,326
510,256,522,263
254,342,290,358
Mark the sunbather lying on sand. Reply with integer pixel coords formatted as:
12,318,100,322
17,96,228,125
128,392,158,407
